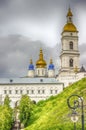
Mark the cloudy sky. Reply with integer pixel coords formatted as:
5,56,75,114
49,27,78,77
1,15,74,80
0,0,86,77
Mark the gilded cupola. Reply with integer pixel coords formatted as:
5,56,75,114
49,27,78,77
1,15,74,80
63,8,78,32
36,48,47,68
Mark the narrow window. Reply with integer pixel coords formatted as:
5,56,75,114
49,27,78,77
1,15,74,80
27,90,29,94
9,90,12,94
42,90,45,94
55,90,58,94
70,41,73,50
15,90,18,94
69,59,73,67
50,90,53,94
38,90,40,94
70,33,73,36
31,90,34,94
38,70,40,75
40,79,43,82
42,70,44,75
4,90,7,94
69,17,72,22
20,90,23,94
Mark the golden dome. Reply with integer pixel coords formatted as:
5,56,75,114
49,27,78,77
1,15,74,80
62,8,78,33
63,23,78,32
36,49,47,68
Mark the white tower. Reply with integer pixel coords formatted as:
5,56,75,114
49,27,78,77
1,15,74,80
36,49,47,77
48,59,55,78
60,8,80,74
27,59,35,77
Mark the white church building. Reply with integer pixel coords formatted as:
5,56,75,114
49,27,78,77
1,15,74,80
0,8,86,106
57,8,86,86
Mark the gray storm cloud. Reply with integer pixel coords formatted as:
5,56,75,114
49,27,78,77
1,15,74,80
0,0,86,77
0,35,85,78
0,35,59,77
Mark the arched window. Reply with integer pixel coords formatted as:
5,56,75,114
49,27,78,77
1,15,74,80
69,17,72,22
69,41,73,49
69,59,73,67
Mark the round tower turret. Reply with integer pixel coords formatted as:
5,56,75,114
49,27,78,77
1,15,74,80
48,59,55,78
27,59,35,77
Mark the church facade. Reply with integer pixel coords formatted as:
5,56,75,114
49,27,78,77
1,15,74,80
0,49,64,106
0,8,86,106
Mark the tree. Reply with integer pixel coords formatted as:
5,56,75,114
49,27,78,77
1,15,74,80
0,105,13,130
0,96,13,130
19,94,33,126
4,95,11,107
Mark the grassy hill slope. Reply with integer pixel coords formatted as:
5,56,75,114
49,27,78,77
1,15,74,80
25,78,86,130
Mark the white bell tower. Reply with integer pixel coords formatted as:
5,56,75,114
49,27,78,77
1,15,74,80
60,8,80,73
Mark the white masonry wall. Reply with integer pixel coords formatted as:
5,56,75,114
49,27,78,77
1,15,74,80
0,83,64,107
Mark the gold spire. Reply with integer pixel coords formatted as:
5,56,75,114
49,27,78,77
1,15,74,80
67,8,73,17
36,48,47,68
62,8,78,32
50,58,53,64
39,48,43,60
30,59,33,64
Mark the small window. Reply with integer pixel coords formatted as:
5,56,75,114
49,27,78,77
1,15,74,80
38,90,40,94
40,79,43,82
31,90,34,94
69,59,73,67
70,33,73,36
38,70,40,75
42,90,45,94
20,90,23,94
42,70,44,75
10,79,13,83
69,41,73,50
55,90,58,94
27,90,29,94
69,17,72,22
15,90,18,94
4,90,7,94
50,90,53,94
9,90,12,94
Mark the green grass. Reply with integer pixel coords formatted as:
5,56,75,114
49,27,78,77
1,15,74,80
25,78,86,130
